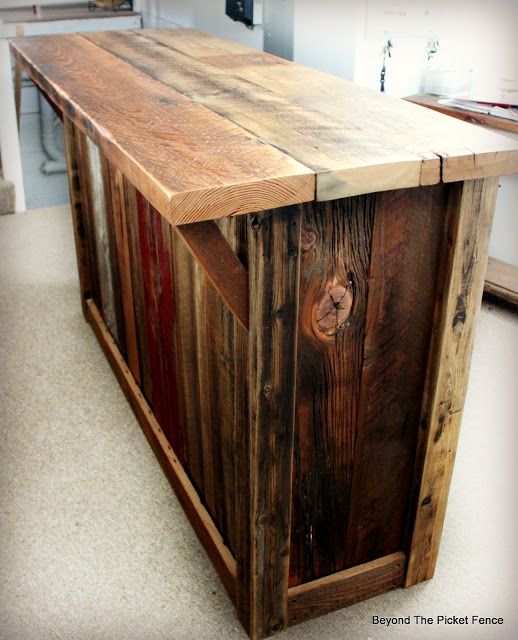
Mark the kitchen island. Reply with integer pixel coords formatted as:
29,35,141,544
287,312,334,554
10,29,518,639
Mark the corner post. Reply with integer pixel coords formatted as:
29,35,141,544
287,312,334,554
236,206,301,638
405,177,499,586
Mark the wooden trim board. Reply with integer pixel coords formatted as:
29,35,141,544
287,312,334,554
287,552,405,626
405,177,499,586
405,94,518,136
484,257,518,307
175,220,249,330
84,298,238,603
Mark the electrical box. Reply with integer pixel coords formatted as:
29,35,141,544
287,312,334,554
226,0,262,28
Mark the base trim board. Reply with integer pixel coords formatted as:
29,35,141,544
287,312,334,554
287,552,405,626
85,298,238,603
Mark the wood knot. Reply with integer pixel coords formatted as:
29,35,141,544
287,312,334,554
313,284,353,338
301,225,318,251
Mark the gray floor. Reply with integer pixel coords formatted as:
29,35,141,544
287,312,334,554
0,205,517,640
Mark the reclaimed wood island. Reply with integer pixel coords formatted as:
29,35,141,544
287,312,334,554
11,29,518,639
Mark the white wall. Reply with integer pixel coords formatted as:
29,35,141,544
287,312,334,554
134,0,263,50
263,0,293,60
353,0,518,98
430,0,518,101
293,0,364,80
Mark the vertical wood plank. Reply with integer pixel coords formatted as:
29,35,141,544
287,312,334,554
125,180,153,403
136,192,183,459
237,206,301,639
100,155,126,357
233,305,251,618
170,233,205,493
108,164,141,383
288,196,375,586
225,213,251,603
74,126,101,310
62,116,93,316
216,216,248,551
159,213,185,461
84,135,121,345
192,264,219,518
136,192,183,458
405,177,499,586
171,216,248,554
136,190,163,426
345,185,449,567
194,270,237,544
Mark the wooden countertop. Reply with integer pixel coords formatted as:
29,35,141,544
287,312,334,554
10,29,518,225
405,94,518,135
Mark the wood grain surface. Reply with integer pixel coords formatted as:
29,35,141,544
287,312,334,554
484,257,518,307
73,122,101,311
83,135,124,349
135,192,183,457
287,552,405,626
405,94,518,135
405,177,499,586
289,196,375,585
239,207,301,638
84,29,518,194
100,153,127,356
288,186,450,586
107,164,141,383
125,179,153,403
170,216,249,554
175,220,249,330
11,29,518,224
345,185,449,568
10,34,314,225
85,298,237,603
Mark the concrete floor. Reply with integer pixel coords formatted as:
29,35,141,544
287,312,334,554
0,205,517,640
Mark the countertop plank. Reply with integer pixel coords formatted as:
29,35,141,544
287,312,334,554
10,34,314,225
85,29,518,195
10,29,518,222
